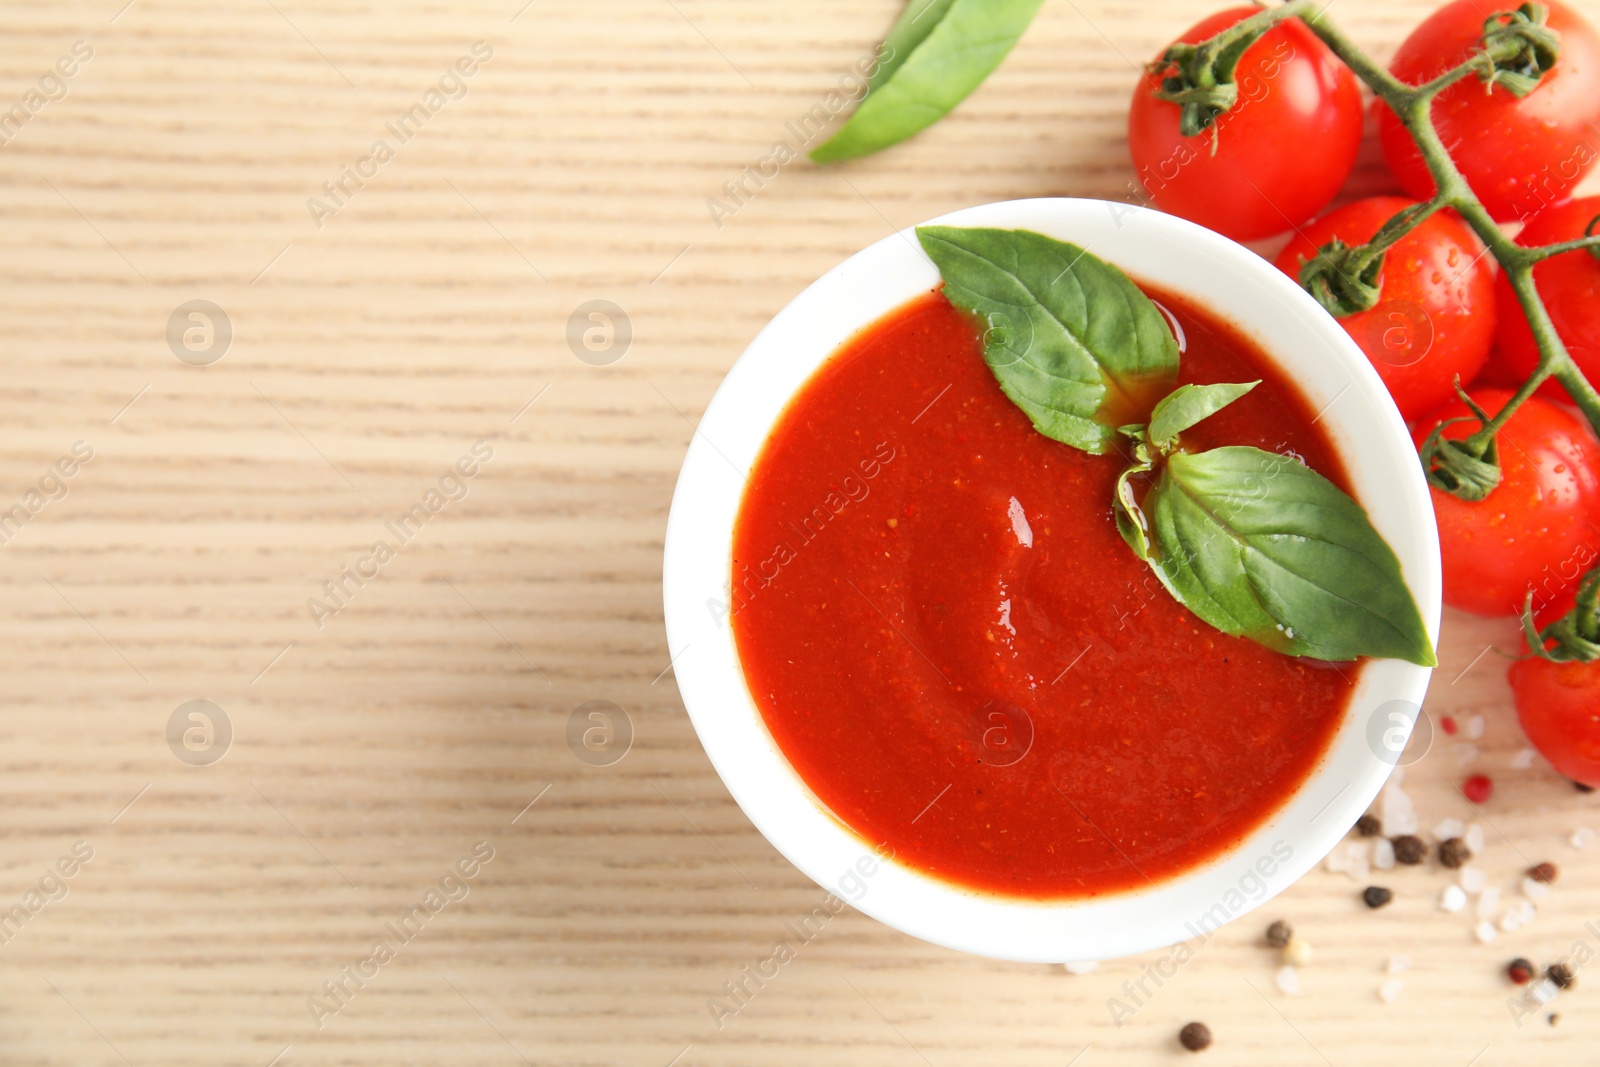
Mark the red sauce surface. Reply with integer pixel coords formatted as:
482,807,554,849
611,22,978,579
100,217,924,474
730,288,1359,899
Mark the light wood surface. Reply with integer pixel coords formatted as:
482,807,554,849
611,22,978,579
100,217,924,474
2,1,1599,1063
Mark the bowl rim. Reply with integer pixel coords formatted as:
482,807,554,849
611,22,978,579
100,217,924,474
662,197,1441,963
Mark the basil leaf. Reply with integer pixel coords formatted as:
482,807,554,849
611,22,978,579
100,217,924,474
1147,381,1259,449
869,0,958,93
1144,446,1436,666
916,225,1181,454
811,0,1045,163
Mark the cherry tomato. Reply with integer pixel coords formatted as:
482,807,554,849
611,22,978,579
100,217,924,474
1377,0,1600,223
1274,197,1496,421
1129,8,1363,242
1412,388,1600,616
1470,347,1528,390
1511,656,1600,787
1495,195,1600,403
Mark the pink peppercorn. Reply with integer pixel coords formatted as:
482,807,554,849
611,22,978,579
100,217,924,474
1441,716,1458,735
1463,774,1493,804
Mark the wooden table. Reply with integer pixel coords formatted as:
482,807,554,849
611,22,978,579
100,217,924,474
2,1,1598,1063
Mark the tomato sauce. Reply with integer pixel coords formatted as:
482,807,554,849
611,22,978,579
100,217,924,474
730,287,1358,899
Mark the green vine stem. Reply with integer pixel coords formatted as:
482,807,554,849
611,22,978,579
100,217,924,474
1521,566,1600,662
1159,1,1600,501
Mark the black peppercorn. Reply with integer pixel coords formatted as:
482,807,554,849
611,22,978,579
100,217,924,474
1508,958,1534,984
1528,861,1559,884
1179,1021,1212,1052
1392,835,1426,865
1576,780,1595,793
1439,837,1472,869
1355,813,1382,837
1265,920,1292,949
1362,886,1393,909
1548,962,1576,990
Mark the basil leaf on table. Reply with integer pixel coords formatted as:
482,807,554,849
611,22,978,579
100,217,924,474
868,0,959,94
916,225,1181,454
1146,381,1259,449
811,0,1046,163
1141,446,1437,667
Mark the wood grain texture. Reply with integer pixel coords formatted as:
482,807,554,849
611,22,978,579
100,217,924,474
1,0,1598,1063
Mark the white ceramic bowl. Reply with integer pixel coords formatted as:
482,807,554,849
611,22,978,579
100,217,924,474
662,198,1441,963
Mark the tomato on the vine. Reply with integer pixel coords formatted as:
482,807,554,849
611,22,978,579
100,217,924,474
1128,8,1363,242
1412,389,1600,616
1496,195,1600,403
1512,656,1600,787
1274,197,1496,421
1377,0,1600,223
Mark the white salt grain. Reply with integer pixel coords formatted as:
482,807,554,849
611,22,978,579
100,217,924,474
1063,961,1099,975
1530,977,1560,1005
1433,818,1466,841
1474,920,1499,944
1345,842,1371,882
1326,850,1351,873
1455,742,1482,766
1440,885,1467,912
1572,827,1596,851
1381,779,1414,824
1465,714,1486,740
1276,965,1301,995
1372,837,1396,870
1500,911,1522,933
1459,866,1488,894
1477,886,1502,920
1518,900,1538,925
1465,824,1486,853
1386,956,1412,975
1387,810,1421,836
1511,748,1537,770
1379,978,1404,1003
1522,877,1552,901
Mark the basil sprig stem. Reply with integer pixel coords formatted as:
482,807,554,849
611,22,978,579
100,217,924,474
1176,1,1600,502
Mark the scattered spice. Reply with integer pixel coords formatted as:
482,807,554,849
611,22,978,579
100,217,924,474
1363,886,1394,909
1577,780,1595,794
1463,774,1494,804
1392,835,1426,865
1355,813,1382,837
1508,958,1535,985
1548,962,1576,990
1178,1021,1212,1052
1549,1013,1561,1027
1441,715,1458,735
1528,861,1559,884
1283,936,1313,967
1438,837,1472,869
1265,920,1292,949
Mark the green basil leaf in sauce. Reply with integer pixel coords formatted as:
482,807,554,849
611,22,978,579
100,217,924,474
1142,446,1437,667
810,0,1045,163
1146,381,1259,450
916,225,1181,455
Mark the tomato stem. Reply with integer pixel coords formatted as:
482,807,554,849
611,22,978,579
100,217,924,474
1185,1,1600,499
1521,227,1600,262
1297,198,1446,318
1522,566,1600,662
